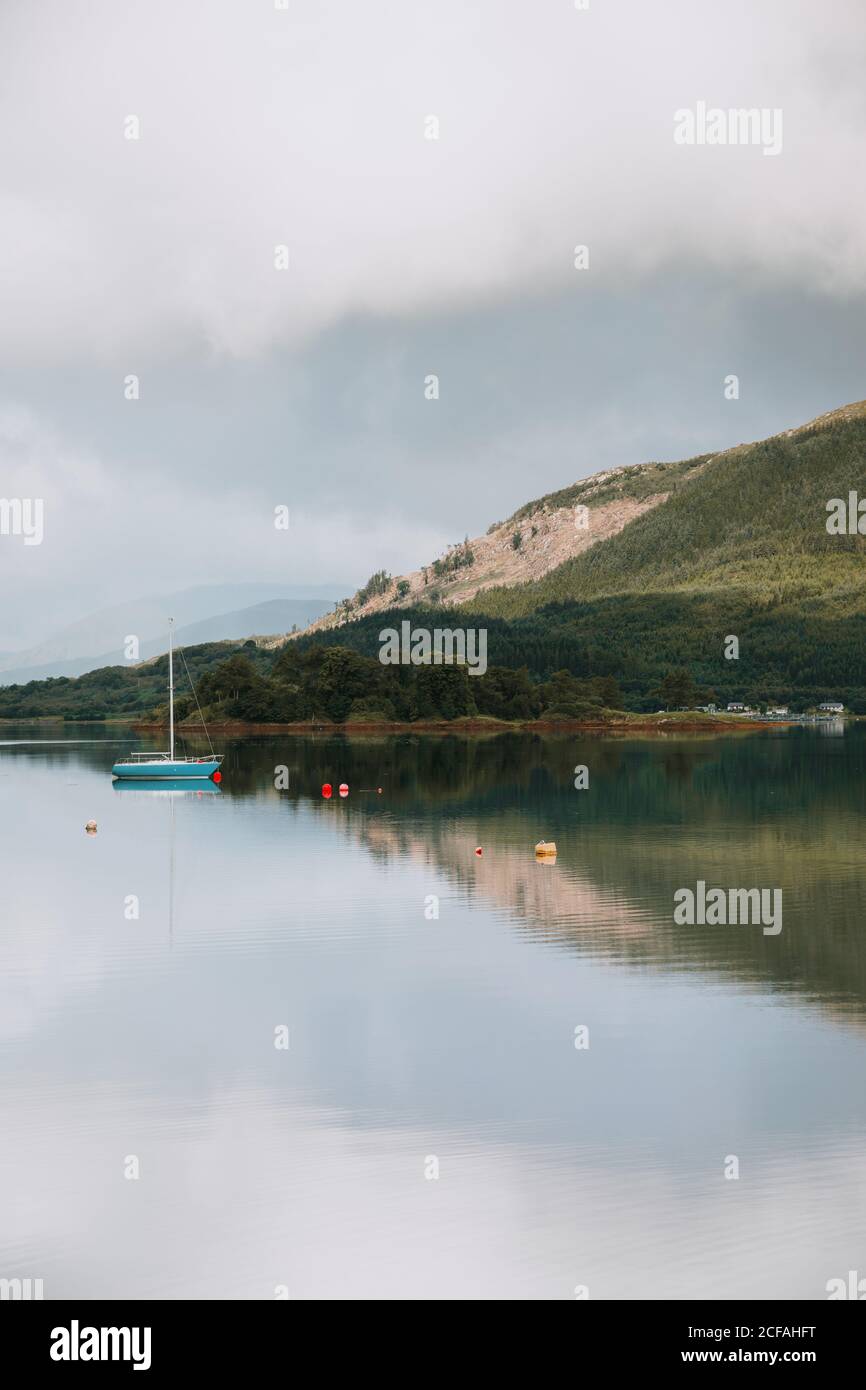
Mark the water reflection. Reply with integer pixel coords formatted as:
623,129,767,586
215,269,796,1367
113,779,222,795
1,724,865,1299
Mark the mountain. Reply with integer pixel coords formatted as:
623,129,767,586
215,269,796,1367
293,457,702,640
470,398,866,619
273,399,866,710
3,399,866,717
145,599,334,651
0,586,340,685
294,399,866,637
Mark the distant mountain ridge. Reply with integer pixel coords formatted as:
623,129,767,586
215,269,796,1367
0,587,339,685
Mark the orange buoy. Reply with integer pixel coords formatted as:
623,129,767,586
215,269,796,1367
322,783,332,799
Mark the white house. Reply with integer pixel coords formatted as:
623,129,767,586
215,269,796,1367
819,701,844,714
727,702,745,712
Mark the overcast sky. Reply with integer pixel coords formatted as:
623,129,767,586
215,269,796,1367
2,0,865,649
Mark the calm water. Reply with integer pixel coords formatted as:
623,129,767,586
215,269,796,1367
1,723,865,1300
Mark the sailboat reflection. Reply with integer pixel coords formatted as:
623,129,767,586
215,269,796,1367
112,778,222,795
112,778,221,945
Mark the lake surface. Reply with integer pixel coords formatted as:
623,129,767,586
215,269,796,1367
1,723,865,1300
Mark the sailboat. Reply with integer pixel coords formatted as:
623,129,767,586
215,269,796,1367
112,619,224,781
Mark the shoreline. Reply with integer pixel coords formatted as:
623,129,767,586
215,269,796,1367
0,714,835,735
125,715,788,736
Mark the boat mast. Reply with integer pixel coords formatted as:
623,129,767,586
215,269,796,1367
168,618,175,762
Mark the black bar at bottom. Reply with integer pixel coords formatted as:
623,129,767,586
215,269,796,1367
4,1299,861,1375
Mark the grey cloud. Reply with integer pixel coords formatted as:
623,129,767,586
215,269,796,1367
1,0,865,366
2,1,865,646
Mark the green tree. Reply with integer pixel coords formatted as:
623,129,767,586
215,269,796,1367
474,666,540,720
355,570,392,605
657,669,697,709
313,647,385,722
412,664,474,720
597,675,621,708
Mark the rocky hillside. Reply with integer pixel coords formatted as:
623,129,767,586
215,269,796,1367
471,397,866,619
270,452,708,648
276,398,866,650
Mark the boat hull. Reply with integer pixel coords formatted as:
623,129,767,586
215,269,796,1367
112,759,222,780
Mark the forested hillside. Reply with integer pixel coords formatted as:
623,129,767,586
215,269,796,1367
3,401,866,720
473,401,866,616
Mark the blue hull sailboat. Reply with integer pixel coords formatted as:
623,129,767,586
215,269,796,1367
112,619,224,781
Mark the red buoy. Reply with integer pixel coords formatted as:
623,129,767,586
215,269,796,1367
339,783,349,798
475,846,483,856
322,783,332,799
212,770,222,783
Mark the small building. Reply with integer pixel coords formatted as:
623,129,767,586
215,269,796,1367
819,701,844,714
767,706,789,716
727,702,745,712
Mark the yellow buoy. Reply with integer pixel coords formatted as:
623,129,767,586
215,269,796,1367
535,840,557,856
85,821,97,834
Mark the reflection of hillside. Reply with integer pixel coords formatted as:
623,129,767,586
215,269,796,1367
15,726,866,1023
353,807,866,1029
361,818,655,944
185,727,866,1024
